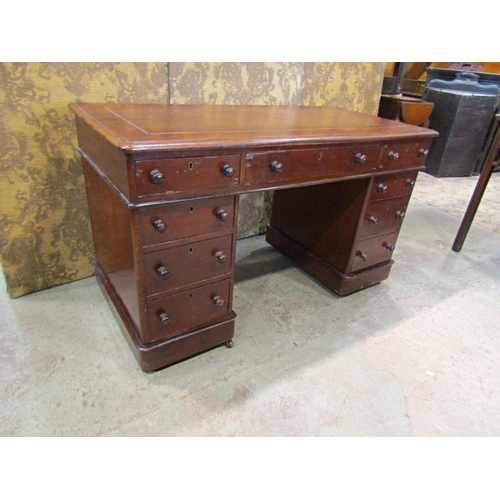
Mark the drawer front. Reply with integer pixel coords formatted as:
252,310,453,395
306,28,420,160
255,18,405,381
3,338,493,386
146,279,231,344
350,232,399,273
359,196,410,238
138,195,236,247
369,170,418,201
245,144,381,185
380,139,431,169
143,234,233,296
136,154,241,197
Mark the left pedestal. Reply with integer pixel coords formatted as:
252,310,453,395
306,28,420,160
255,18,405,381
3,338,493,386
82,158,237,371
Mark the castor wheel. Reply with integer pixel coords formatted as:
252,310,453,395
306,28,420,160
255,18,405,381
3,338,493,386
225,340,234,348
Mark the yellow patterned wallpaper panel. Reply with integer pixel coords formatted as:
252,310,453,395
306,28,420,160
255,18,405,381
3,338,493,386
0,62,384,297
302,62,384,114
0,63,168,298
169,62,384,113
169,62,305,105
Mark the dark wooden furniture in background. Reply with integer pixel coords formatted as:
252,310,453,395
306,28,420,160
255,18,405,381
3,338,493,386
71,104,437,371
378,63,435,129
378,95,435,127
453,114,500,252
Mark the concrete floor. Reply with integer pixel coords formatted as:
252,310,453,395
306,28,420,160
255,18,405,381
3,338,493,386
1,184,500,436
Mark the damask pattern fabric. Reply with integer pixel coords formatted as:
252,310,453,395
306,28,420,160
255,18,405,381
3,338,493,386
0,62,383,297
0,63,168,297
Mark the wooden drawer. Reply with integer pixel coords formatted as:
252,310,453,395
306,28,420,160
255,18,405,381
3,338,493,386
145,279,232,344
380,139,431,169
350,232,399,272
143,234,233,296
359,196,410,238
245,144,381,185
135,154,241,197
369,170,418,201
138,195,236,247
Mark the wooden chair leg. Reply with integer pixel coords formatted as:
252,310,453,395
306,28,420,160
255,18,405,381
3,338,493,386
452,115,500,252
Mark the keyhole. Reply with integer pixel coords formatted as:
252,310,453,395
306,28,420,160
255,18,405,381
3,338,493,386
189,162,194,170
189,247,193,254
318,153,323,160
189,293,193,299
190,207,194,214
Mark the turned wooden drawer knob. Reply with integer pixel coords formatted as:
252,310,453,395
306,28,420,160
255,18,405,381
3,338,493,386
388,151,399,160
149,168,165,184
222,165,235,177
355,153,367,163
217,209,229,222
156,265,170,280
419,148,429,157
158,312,170,327
406,179,415,187
213,295,225,307
152,218,167,233
368,215,378,224
215,251,226,263
396,211,405,219
270,161,283,173
377,183,388,193
385,243,395,252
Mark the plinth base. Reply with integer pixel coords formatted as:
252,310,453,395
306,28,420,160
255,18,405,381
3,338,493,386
266,225,393,296
94,262,235,372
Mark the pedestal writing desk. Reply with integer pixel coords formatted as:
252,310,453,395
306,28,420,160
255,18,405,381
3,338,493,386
71,104,437,371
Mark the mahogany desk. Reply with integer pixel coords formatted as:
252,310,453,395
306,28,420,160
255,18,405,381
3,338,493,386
71,104,438,371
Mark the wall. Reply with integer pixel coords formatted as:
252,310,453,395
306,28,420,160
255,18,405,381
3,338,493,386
0,62,384,298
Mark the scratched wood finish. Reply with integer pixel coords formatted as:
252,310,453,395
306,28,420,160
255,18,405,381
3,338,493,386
72,103,437,370
138,195,236,248
145,279,232,344
358,196,410,238
143,234,233,297
136,154,241,198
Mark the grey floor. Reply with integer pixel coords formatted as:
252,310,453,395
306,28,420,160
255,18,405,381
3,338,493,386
1,195,500,436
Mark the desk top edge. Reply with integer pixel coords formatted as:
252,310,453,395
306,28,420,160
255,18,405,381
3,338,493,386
70,103,438,153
